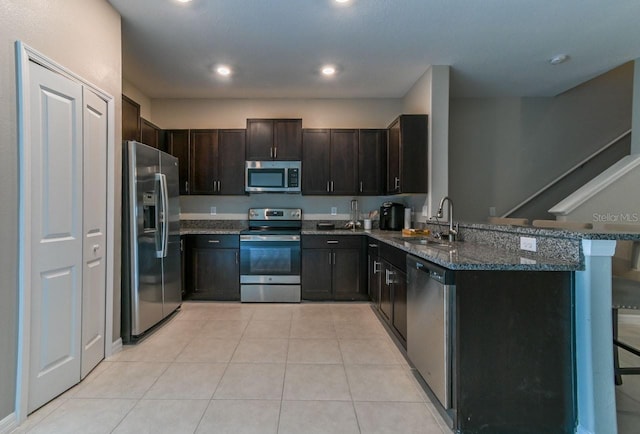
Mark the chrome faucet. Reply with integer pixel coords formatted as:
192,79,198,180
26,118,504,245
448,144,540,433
437,196,458,242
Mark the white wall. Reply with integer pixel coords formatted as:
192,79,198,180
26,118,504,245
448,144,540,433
0,0,121,420
449,62,634,223
151,98,402,129
123,79,152,121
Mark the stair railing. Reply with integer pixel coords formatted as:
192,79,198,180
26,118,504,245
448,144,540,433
502,129,632,218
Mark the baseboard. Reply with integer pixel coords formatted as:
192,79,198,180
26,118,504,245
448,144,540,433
619,313,640,327
110,338,123,356
0,412,18,434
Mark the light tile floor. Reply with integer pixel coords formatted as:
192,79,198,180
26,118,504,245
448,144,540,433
15,302,450,434
14,303,640,433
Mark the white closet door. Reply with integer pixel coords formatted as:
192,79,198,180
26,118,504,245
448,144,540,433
28,61,83,412
80,88,107,378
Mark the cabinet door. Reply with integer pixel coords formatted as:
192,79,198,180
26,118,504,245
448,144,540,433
140,118,160,149
191,248,240,301
358,129,386,195
333,248,367,301
302,129,331,194
330,129,358,195
368,242,381,305
190,129,218,195
122,95,140,141
246,119,274,160
392,268,408,342
301,248,333,300
218,129,246,195
380,261,393,322
274,119,302,160
166,129,190,195
399,115,428,194
386,119,401,194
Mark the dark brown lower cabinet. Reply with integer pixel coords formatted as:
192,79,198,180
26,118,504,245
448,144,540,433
301,235,367,301
185,235,239,301
370,240,407,346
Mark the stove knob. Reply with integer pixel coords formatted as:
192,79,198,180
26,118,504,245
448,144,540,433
292,210,300,218
249,210,258,218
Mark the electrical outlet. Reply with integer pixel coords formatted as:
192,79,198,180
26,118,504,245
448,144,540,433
330,207,337,216
422,206,429,217
489,206,496,217
210,206,217,215
520,236,537,252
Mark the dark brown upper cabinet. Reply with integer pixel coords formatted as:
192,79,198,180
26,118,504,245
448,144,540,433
140,118,164,151
189,129,246,196
166,129,190,195
386,114,428,194
302,129,358,195
358,129,387,195
122,94,140,142
246,119,302,160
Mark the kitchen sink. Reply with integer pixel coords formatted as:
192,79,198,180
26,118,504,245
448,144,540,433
393,237,452,247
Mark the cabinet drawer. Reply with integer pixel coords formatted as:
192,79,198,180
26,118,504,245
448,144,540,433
302,235,363,249
191,234,239,249
379,242,406,272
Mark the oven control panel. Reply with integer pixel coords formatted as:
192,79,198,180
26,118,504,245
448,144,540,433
249,208,302,221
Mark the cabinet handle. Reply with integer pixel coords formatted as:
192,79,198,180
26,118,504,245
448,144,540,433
326,181,330,192
360,181,363,193
327,240,339,244
180,239,184,252
394,176,400,190
185,181,189,193
213,180,216,191
270,147,273,158
208,240,220,244
332,252,336,265
274,147,277,159
236,251,239,264
368,243,378,248
217,180,221,192
373,261,381,274
329,252,332,265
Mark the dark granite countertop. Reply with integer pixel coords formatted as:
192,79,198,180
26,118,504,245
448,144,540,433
302,229,580,271
180,219,640,271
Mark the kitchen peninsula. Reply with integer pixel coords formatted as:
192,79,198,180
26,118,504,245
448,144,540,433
181,218,639,433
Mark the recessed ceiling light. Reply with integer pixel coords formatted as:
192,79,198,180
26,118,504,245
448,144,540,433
216,65,232,76
548,54,570,65
335,0,350,3
176,0,192,3
321,65,336,76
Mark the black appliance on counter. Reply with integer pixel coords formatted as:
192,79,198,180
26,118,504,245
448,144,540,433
240,208,302,302
379,202,404,230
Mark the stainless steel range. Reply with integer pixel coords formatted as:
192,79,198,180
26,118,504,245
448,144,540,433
240,208,302,302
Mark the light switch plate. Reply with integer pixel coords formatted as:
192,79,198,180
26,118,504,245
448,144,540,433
210,206,217,215
489,206,496,217
331,207,337,216
520,236,537,252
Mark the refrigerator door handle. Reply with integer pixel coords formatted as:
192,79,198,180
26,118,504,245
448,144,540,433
156,173,169,258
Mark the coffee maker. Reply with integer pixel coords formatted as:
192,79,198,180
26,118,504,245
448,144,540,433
379,202,404,230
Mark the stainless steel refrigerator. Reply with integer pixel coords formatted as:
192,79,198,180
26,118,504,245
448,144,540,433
121,141,181,343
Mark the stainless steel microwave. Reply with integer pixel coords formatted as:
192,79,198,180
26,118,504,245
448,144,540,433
245,161,301,193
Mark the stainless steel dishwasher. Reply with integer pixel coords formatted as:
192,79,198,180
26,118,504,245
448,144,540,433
407,255,455,409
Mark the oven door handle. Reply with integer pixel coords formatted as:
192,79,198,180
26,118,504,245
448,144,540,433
240,235,300,242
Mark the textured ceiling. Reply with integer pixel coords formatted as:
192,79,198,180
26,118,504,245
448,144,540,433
109,0,640,98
